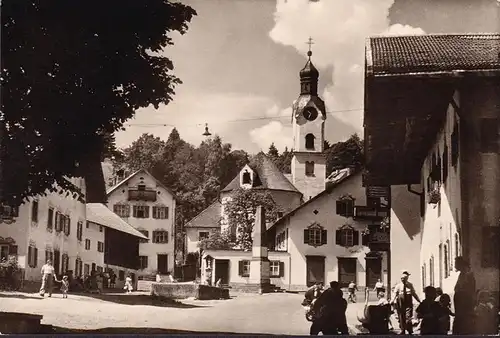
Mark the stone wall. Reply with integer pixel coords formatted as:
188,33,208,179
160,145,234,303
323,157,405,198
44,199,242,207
150,282,229,300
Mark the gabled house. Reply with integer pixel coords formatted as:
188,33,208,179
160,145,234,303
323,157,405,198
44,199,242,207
106,169,176,276
86,203,148,289
363,34,500,303
196,49,389,292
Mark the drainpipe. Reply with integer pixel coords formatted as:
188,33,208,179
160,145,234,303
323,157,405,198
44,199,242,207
288,254,292,292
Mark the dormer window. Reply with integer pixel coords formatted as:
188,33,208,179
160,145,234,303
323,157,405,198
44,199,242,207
242,171,251,185
305,134,315,150
336,195,355,217
138,184,146,191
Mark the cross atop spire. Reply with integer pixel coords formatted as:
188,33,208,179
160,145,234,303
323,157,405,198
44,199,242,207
306,37,314,58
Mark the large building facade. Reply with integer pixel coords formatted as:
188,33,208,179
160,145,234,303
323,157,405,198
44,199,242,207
0,177,143,289
106,169,176,276
364,34,500,306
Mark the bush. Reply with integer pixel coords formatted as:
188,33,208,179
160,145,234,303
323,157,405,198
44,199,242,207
0,256,22,290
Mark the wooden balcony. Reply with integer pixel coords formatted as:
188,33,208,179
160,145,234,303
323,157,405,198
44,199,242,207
365,229,390,251
353,205,389,220
128,189,157,202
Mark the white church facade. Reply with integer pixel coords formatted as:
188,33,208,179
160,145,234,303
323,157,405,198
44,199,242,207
193,49,390,291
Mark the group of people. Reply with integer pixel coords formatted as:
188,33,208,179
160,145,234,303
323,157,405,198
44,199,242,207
301,256,498,335
302,281,349,335
39,259,135,297
391,256,497,335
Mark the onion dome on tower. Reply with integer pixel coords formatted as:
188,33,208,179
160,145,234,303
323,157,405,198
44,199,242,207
299,50,319,95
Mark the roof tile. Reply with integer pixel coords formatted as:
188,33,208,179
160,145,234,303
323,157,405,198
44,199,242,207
184,201,222,228
368,34,500,76
221,152,301,194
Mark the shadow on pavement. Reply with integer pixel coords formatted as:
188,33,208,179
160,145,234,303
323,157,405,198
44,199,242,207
50,326,268,335
76,293,208,308
0,293,43,300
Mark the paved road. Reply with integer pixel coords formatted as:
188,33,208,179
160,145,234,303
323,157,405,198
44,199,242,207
0,291,366,335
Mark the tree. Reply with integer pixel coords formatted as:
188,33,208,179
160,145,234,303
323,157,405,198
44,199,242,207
198,229,234,251
224,188,280,251
267,143,280,167
325,134,364,175
277,147,293,174
1,0,196,206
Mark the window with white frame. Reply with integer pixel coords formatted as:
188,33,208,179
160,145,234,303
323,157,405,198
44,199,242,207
238,260,250,277
113,204,130,217
84,264,90,276
85,239,91,250
199,231,209,241
153,206,169,219
97,241,104,253
335,225,358,248
152,230,169,244
304,223,326,247
270,261,281,277
133,205,150,218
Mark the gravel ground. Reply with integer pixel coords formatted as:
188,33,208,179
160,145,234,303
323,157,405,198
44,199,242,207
0,291,365,335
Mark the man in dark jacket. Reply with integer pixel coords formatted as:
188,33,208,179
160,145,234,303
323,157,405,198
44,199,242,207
312,281,349,335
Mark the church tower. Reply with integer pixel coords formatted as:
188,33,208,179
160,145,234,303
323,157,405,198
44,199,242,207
291,43,327,201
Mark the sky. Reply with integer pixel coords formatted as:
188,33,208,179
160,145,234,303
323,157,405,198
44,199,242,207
115,0,500,154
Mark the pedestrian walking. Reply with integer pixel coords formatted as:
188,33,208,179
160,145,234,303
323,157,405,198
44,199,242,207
347,281,358,303
39,259,56,297
124,274,133,293
313,281,349,335
391,270,421,334
374,279,385,298
55,275,70,298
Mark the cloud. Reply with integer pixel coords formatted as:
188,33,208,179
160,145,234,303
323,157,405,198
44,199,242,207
268,0,425,132
382,23,426,36
249,120,292,152
114,90,277,149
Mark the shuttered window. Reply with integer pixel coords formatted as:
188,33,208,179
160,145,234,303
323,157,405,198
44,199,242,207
303,227,327,247
335,227,359,247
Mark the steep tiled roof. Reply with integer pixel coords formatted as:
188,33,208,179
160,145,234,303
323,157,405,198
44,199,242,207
184,201,222,228
86,203,148,239
221,152,301,194
367,34,500,77
106,168,176,200
269,169,361,231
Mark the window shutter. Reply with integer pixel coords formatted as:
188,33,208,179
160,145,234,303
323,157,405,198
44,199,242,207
166,207,169,219
303,229,309,244
67,217,71,235
336,229,342,245
279,262,285,277
9,245,18,256
166,231,169,243
152,206,157,219
321,230,327,245
34,248,38,268
353,230,359,246
345,200,354,217
336,201,345,216
28,247,32,267
238,261,244,276
443,144,449,183
145,206,150,218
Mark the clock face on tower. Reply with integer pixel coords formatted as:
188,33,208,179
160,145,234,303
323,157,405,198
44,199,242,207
303,107,318,121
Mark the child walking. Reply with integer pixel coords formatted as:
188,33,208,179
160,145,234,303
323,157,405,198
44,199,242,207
123,275,133,293
55,275,69,298
437,293,454,334
416,286,442,335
